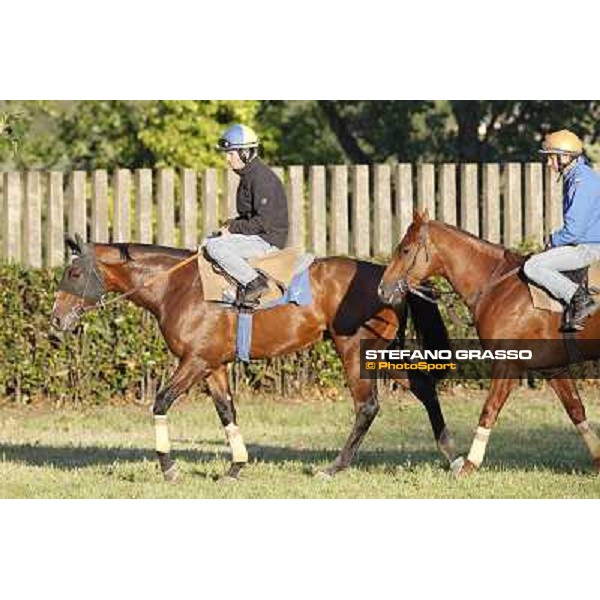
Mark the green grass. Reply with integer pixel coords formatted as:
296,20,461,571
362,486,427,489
1,387,600,498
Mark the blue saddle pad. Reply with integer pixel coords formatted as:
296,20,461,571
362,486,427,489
236,268,313,362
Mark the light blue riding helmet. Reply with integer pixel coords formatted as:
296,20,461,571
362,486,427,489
216,124,260,152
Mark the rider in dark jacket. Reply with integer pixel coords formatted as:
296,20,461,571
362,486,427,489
228,153,288,249
206,124,289,304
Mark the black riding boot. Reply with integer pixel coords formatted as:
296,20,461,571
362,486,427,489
236,273,269,306
561,286,597,331
560,300,578,332
570,285,598,329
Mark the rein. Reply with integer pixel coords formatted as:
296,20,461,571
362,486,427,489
471,260,521,317
69,251,199,319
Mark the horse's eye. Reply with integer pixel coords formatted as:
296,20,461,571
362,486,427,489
402,247,411,255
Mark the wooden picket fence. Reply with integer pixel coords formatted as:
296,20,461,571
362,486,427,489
0,162,574,268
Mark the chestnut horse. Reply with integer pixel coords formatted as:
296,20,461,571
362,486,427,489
378,211,600,475
51,236,457,481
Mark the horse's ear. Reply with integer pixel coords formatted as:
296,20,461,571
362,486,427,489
74,233,86,251
65,234,82,256
421,209,430,222
413,210,422,223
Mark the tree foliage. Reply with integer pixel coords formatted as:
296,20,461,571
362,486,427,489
0,100,266,170
137,100,263,169
308,100,600,164
2,100,599,170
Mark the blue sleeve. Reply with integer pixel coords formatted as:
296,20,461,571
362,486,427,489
551,180,596,246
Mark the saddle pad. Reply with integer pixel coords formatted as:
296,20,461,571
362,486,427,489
235,270,314,362
198,246,313,308
528,261,600,312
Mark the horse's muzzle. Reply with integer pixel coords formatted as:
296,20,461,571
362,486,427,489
378,281,405,306
50,308,81,332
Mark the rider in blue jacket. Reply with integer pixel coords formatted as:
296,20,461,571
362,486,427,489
523,129,600,331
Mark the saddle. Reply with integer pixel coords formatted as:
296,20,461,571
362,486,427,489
197,246,314,310
528,262,600,313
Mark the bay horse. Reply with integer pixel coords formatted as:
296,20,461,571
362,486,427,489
378,211,600,476
51,235,457,481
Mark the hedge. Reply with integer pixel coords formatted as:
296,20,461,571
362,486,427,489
4,252,595,404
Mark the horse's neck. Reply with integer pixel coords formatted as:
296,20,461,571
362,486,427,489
433,224,507,309
100,253,181,318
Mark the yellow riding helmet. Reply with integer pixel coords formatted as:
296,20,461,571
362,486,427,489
539,129,584,156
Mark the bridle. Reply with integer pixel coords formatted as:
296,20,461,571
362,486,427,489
387,222,438,303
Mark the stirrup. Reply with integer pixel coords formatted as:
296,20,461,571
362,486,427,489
560,298,584,332
560,311,583,332
235,287,259,309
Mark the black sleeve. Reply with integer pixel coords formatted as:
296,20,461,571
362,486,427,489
228,176,282,235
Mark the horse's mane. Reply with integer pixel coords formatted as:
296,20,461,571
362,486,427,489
110,243,193,262
431,220,526,268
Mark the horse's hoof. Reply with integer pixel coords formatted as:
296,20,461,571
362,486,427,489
162,464,179,484
455,459,478,478
219,474,240,484
315,468,336,480
449,456,465,475
221,462,245,482
593,457,600,474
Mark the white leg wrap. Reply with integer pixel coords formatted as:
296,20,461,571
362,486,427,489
576,421,600,459
466,426,491,467
225,423,248,464
154,415,171,454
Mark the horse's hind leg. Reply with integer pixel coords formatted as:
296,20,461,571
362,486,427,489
322,378,379,478
206,365,248,480
388,368,459,469
546,376,600,471
320,336,379,477
152,355,207,482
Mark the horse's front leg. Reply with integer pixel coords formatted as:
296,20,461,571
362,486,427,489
152,355,207,482
457,366,520,476
206,365,248,480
